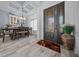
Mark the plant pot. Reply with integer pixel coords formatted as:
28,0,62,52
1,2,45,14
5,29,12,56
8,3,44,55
61,33,75,50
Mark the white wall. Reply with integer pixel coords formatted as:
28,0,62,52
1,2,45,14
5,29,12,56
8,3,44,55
26,8,40,40
65,1,79,55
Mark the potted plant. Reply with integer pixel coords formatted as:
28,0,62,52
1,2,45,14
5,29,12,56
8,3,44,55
61,25,75,50
63,25,74,34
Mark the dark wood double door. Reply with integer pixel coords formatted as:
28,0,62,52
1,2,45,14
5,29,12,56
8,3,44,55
44,2,64,44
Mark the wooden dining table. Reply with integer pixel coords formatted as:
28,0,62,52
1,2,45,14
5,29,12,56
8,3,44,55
2,27,30,42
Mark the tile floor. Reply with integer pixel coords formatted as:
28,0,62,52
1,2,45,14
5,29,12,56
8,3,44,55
0,35,78,57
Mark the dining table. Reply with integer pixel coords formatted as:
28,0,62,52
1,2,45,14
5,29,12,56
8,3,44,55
2,27,30,42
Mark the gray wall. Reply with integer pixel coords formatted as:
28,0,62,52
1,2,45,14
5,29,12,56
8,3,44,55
0,10,9,27
0,1,9,28
0,1,9,12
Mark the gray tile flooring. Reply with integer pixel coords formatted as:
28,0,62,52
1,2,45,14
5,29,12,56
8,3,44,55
0,36,60,57
0,35,78,57
61,46,79,57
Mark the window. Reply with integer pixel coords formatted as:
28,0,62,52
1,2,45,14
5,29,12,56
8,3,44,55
30,19,37,30
9,15,18,25
9,15,25,25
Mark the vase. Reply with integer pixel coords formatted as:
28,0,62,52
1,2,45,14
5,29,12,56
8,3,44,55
61,33,75,50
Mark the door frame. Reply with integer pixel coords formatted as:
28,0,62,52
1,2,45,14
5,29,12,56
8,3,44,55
43,1,65,44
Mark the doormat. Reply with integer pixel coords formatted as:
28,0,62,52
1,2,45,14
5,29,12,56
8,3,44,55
37,39,61,53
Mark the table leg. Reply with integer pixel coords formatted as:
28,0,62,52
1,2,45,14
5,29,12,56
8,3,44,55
28,30,29,37
2,31,5,42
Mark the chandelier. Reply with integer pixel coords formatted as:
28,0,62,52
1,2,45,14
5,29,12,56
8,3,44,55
20,3,25,26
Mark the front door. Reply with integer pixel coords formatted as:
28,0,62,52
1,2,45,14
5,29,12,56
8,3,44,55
44,2,64,44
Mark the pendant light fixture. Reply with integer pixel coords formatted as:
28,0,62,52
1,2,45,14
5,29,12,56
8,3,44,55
21,3,24,26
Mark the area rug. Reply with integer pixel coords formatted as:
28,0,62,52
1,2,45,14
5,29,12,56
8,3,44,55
37,39,61,53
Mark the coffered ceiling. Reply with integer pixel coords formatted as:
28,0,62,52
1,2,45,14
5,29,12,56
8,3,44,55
8,1,41,16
